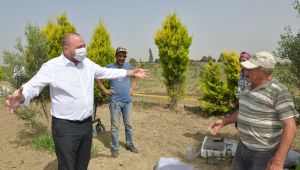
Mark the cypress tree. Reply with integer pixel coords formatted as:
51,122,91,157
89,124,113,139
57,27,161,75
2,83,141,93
87,19,115,112
199,61,233,115
42,13,76,58
154,13,192,109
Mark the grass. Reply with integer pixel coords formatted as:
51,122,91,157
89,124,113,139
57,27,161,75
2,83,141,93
135,62,205,100
32,132,99,155
91,143,99,155
32,133,55,153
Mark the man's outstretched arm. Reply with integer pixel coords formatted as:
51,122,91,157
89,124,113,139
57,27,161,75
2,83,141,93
126,68,149,79
6,86,25,113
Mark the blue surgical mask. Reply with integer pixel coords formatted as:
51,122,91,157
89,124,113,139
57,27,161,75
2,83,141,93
74,47,87,62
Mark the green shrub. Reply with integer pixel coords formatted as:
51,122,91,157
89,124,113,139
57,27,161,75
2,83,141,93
296,163,300,170
0,66,13,82
32,133,55,153
15,107,37,126
33,133,99,155
199,61,234,115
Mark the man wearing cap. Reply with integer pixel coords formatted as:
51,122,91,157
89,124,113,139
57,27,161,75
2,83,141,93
96,47,139,158
209,51,298,170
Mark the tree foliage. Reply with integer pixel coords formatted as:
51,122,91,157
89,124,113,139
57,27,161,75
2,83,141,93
217,55,223,62
149,48,154,63
87,19,115,110
2,37,25,88
154,13,192,108
129,58,138,65
207,56,213,62
25,24,51,120
0,67,3,80
199,61,233,115
276,0,300,86
221,51,241,101
87,19,115,66
201,56,208,62
25,24,51,78
294,0,300,14
273,62,298,91
42,13,76,58
276,27,300,86
3,23,51,121
276,0,300,112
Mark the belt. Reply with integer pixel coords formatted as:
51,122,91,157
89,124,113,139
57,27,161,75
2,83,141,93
52,116,92,124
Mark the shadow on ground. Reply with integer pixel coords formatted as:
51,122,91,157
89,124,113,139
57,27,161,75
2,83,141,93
44,159,57,170
13,121,48,146
94,130,111,149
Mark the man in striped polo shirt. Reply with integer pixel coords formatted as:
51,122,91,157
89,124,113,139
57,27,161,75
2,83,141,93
209,51,298,170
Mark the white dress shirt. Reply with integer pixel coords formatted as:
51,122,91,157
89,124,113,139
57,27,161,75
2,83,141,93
22,54,126,121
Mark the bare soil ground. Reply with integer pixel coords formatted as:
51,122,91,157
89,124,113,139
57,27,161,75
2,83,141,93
0,96,299,170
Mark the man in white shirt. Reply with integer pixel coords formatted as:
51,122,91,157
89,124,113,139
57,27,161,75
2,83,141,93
6,32,148,170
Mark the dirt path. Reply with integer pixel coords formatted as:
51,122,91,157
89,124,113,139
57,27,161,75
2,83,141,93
1,99,299,170
0,103,55,170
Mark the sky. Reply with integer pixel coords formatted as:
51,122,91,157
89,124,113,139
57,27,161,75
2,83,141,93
1,0,300,64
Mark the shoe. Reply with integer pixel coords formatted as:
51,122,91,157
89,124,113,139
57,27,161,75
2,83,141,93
111,149,119,158
125,144,139,153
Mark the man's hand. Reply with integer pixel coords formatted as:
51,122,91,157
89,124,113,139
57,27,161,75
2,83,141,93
103,88,115,95
130,88,134,96
267,157,284,170
6,86,25,113
128,68,149,78
209,118,225,136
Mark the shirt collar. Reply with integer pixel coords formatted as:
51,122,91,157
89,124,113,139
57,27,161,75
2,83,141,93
61,53,75,67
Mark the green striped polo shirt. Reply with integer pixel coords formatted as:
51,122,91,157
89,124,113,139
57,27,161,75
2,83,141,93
237,79,297,151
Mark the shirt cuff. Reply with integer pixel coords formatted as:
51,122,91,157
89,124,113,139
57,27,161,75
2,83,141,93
21,88,30,106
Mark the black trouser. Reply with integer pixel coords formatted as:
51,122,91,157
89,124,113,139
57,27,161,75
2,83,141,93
52,116,92,170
